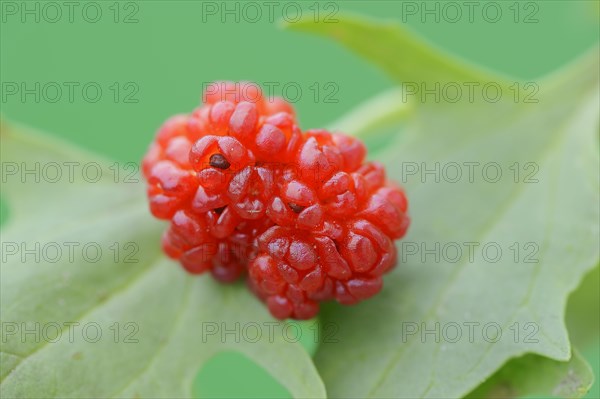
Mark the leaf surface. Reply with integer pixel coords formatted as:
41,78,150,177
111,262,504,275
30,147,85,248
0,122,326,398
465,350,594,399
288,16,600,398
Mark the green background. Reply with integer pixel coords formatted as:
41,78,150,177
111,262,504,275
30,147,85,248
1,0,598,163
1,1,598,397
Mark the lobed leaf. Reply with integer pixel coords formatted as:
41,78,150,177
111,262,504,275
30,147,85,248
465,350,594,399
0,122,326,398
289,16,600,399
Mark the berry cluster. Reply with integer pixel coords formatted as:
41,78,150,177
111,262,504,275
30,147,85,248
142,82,410,319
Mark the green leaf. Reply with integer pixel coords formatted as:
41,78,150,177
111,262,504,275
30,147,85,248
329,88,412,138
290,16,600,398
464,265,599,399
468,266,600,398
0,122,326,398
566,265,600,349
465,350,594,399
284,14,513,85
328,88,413,154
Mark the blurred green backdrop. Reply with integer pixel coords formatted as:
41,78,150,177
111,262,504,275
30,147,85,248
1,1,598,398
1,0,598,162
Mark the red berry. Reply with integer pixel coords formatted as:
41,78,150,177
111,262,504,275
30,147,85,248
146,161,196,219
227,166,276,220
265,97,296,116
255,124,286,157
230,102,259,141
209,101,236,133
297,136,342,184
190,135,253,172
142,82,410,320
332,133,367,172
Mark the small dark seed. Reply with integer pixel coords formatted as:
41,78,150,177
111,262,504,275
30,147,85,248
214,206,226,215
288,203,306,213
209,154,230,169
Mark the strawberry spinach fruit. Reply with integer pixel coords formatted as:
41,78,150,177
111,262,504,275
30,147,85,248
142,82,410,320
